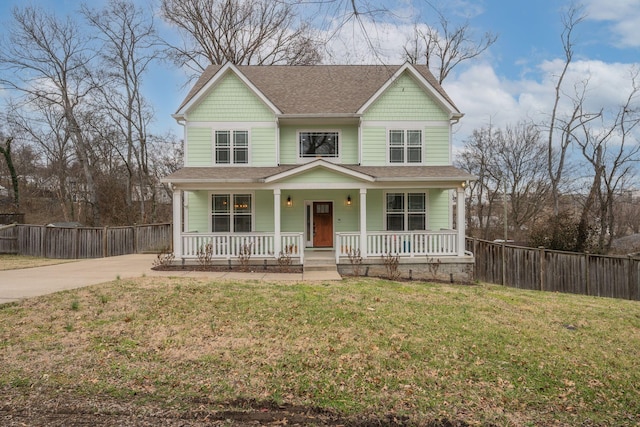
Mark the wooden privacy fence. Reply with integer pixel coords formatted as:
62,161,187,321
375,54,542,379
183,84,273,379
468,238,640,301
0,213,25,225
0,223,172,259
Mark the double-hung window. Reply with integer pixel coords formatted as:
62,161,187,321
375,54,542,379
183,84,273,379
215,130,249,164
385,192,426,231
389,129,422,163
212,193,252,232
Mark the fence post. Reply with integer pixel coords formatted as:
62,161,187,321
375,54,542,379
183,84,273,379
628,255,634,300
501,242,506,286
133,224,138,254
584,252,590,296
538,246,545,291
473,238,478,281
74,227,79,259
41,226,46,258
103,226,108,258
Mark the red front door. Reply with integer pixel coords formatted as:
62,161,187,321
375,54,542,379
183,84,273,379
313,202,333,247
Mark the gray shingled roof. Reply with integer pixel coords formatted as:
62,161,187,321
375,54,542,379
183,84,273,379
177,64,459,115
162,164,475,184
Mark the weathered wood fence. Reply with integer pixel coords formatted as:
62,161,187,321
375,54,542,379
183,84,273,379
468,238,640,301
0,223,172,259
0,213,25,224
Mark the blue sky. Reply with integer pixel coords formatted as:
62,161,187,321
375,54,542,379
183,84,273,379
1,0,639,149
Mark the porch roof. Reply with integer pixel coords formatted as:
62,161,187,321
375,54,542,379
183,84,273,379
162,164,475,185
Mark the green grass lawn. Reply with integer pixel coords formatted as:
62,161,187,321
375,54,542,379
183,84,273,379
1,277,639,425
0,254,75,270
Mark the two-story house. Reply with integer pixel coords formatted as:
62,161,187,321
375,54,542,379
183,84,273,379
162,62,475,280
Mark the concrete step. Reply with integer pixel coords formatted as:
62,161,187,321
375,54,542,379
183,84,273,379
304,264,338,272
304,257,336,266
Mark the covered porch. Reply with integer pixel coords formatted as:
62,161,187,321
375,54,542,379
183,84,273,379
163,161,475,278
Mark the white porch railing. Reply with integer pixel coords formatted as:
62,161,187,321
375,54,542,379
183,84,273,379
336,230,459,262
181,232,304,263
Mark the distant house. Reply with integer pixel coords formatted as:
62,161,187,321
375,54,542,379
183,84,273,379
162,63,475,280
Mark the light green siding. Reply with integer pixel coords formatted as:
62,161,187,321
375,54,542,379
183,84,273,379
251,127,277,166
280,189,359,233
361,127,387,166
187,191,210,232
279,125,358,164
188,73,275,122
254,191,274,232
279,126,297,164
278,168,358,184
363,73,449,121
366,190,384,231
425,126,450,165
185,127,212,167
429,189,450,229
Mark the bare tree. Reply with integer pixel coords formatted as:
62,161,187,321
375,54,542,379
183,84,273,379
83,0,160,223
404,11,497,84
0,136,20,212
496,122,550,236
0,7,101,225
575,69,640,252
5,101,78,221
160,0,322,77
456,124,503,240
543,5,603,217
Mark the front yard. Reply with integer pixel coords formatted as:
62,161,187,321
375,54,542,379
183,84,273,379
1,277,639,425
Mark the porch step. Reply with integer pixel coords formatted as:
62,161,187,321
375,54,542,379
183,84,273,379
304,263,338,272
303,251,339,275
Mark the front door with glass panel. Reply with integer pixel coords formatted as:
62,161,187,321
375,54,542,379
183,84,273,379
306,201,333,247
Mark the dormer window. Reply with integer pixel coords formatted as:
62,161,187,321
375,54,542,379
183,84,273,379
299,131,340,159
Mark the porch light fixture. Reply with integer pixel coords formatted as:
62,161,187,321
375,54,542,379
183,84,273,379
346,195,352,206
461,181,467,188
286,196,292,207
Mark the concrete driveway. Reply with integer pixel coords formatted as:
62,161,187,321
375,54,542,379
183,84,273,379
0,254,340,303
0,254,160,303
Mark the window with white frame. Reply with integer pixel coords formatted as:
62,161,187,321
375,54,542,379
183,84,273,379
215,130,249,164
385,192,426,231
211,193,252,232
299,131,339,158
389,129,422,163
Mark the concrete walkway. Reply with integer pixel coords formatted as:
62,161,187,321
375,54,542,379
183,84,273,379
0,254,342,303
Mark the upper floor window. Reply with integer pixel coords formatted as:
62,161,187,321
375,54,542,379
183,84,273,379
215,130,249,164
389,129,422,164
299,131,339,159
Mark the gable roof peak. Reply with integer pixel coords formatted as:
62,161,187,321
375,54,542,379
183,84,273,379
175,63,460,118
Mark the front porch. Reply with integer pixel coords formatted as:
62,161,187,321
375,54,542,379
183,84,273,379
178,229,468,262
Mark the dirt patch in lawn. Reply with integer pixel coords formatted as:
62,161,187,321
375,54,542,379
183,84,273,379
1,389,469,426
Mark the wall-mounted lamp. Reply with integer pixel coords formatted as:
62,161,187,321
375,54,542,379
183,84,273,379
346,195,352,206
286,196,292,207
461,181,467,188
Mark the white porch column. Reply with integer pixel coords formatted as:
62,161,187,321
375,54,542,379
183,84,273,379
172,187,182,258
360,188,367,258
457,186,466,256
274,189,281,257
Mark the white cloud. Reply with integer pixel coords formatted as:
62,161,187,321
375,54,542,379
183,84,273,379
583,0,640,47
446,58,639,148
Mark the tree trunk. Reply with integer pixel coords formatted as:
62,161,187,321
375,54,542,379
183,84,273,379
0,138,20,212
